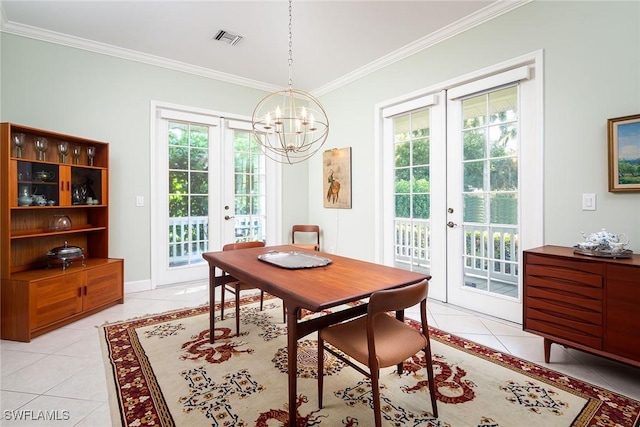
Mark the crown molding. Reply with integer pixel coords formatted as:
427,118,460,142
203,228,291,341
0,1,530,97
312,0,532,97
0,11,280,94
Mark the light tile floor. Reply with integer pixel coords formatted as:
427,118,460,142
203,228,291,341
1,281,639,426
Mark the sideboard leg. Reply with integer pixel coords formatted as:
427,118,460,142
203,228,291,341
544,338,552,363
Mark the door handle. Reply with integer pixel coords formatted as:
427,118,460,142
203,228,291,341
224,215,234,220
447,221,458,228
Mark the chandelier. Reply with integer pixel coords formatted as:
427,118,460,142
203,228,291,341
251,0,329,164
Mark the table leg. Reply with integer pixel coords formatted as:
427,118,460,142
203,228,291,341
209,267,216,344
287,304,300,427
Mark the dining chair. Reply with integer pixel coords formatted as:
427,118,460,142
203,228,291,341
291,224,320,251
219,241,284,335
317,279,438,426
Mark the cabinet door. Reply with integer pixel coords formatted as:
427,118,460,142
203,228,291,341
31,274,83,329
59,166,72,206
605,264,640,362
83,262,123,311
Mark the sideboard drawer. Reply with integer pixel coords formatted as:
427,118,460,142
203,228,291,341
525,314,602,349
525,263,603,289
525,253,604,276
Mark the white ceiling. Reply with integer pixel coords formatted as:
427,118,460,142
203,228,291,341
0,1,526,94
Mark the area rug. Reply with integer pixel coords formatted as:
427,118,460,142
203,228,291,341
100,296,640,426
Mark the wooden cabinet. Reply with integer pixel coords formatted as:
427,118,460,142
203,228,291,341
523,246,640,367
1,123,123,342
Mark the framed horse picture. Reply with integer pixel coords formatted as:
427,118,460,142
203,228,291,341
323,147,352,208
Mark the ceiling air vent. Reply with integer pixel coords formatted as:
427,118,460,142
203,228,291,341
214,30,243,46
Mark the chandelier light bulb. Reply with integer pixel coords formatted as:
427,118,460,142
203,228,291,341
275,106,282,125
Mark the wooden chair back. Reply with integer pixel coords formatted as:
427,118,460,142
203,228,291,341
223,241,265,251
292,225,320,250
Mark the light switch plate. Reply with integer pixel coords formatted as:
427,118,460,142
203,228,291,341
582,193,596,211
136,195,144,207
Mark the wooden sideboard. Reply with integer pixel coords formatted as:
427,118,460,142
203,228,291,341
523,245,640,368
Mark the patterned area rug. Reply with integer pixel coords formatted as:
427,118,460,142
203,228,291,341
100,296,640,426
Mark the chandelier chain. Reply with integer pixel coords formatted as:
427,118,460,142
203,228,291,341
288,0,293,88
251,0,329,164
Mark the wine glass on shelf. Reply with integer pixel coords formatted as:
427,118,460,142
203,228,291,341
86,146,96,166
58,141,69,163
34,137,48,161
12,133,25,158
72,146,82,164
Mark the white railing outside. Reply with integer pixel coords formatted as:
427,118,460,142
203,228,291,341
463,224,519,295
394,219,431,273
233,215,265,241
394,218,519,297
169,216,518,295
168,215,265,267
169,216,209,267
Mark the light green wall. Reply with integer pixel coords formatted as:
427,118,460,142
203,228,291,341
1,1,639,287
313,0,640,260
0,34,308,285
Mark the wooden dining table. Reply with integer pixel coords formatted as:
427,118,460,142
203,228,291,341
202,244,430,427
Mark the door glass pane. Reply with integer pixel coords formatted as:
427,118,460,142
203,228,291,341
168,121,209,268
395,142,410,167
392,109,432,274
461,85,519,298
412,166,429,185
463,128,486,161
463,161,484,191
232,129,266,243
490,193,517,225
463,95,487,128
413,138,429,165
463,193,486,222
490,159,518,191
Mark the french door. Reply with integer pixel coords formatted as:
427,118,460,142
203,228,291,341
381,93,447,302
221,119,280,247
381,56,542,323
151,103,280,287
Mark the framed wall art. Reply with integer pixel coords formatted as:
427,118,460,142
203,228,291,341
608,114,640,192
323,147,352,208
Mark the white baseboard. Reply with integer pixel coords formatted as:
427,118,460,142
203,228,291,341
125,279,153,294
